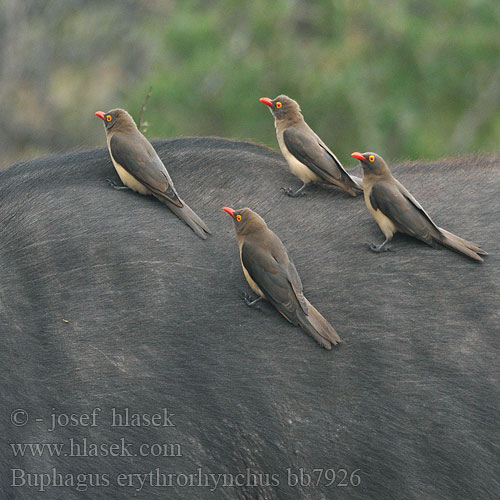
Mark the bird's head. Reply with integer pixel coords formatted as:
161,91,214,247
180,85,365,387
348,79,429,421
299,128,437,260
222,207,267,236
259,95,302,122
95,108,136,132
351,152,390,177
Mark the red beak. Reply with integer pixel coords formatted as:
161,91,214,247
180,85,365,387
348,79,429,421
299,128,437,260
351,152,366,162
95,111,106,121
222,206,235,218
259,97,273,108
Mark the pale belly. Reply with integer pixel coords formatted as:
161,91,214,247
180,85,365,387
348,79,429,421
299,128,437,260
277,134,321,184
238,244,265,297
112,162,150,195
242,265,265,297
364,190,397,238
107,135,150,195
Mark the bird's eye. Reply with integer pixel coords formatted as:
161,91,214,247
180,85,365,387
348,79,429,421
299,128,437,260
275,102,282,109
369,155,375,162
236,215,242,222
106,115,112,122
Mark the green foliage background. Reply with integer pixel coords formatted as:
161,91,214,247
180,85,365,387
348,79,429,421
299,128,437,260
1,0,500,166
126,0,500,163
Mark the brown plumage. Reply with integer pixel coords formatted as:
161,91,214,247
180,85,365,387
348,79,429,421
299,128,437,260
351,152,487,262
260,95,363,197
95,108,210,239
223,206,341,349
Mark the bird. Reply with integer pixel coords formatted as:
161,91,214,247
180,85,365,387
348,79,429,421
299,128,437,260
223,206,341,349
95,108,210,239
351,151,487,261
259,94,363,197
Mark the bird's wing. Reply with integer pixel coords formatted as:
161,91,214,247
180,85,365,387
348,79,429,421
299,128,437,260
241,237,308,319
283,127,354,183
395,179,440,227
110,133,182,207
370,181,440,243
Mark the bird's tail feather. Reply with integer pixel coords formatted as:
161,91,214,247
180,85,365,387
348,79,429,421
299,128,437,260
297,299,341,350
159,196,211,240
438,227,487,255
437,228,485,262
349,174,364,192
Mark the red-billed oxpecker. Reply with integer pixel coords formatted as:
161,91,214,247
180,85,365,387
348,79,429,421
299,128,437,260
260,95,363,197
95,108,210,239
223,206,341,349
351,151,487,261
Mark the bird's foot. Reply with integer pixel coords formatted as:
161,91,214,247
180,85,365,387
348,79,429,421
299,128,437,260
368,241,392,253
240,291,262,309
106,179,129,190
281,187,306,197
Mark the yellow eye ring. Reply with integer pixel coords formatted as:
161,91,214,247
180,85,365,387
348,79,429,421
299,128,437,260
106,115,112,122
275,102,282,109
236,215,242,222
369,155,375,162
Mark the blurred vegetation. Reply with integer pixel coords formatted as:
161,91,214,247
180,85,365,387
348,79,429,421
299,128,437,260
2,0,500,168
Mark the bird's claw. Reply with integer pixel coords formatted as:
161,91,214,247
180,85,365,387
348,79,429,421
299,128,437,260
240,291,253,305
368,242,391,253
281,187,306,197
106,179,128,190
239,291,262,309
